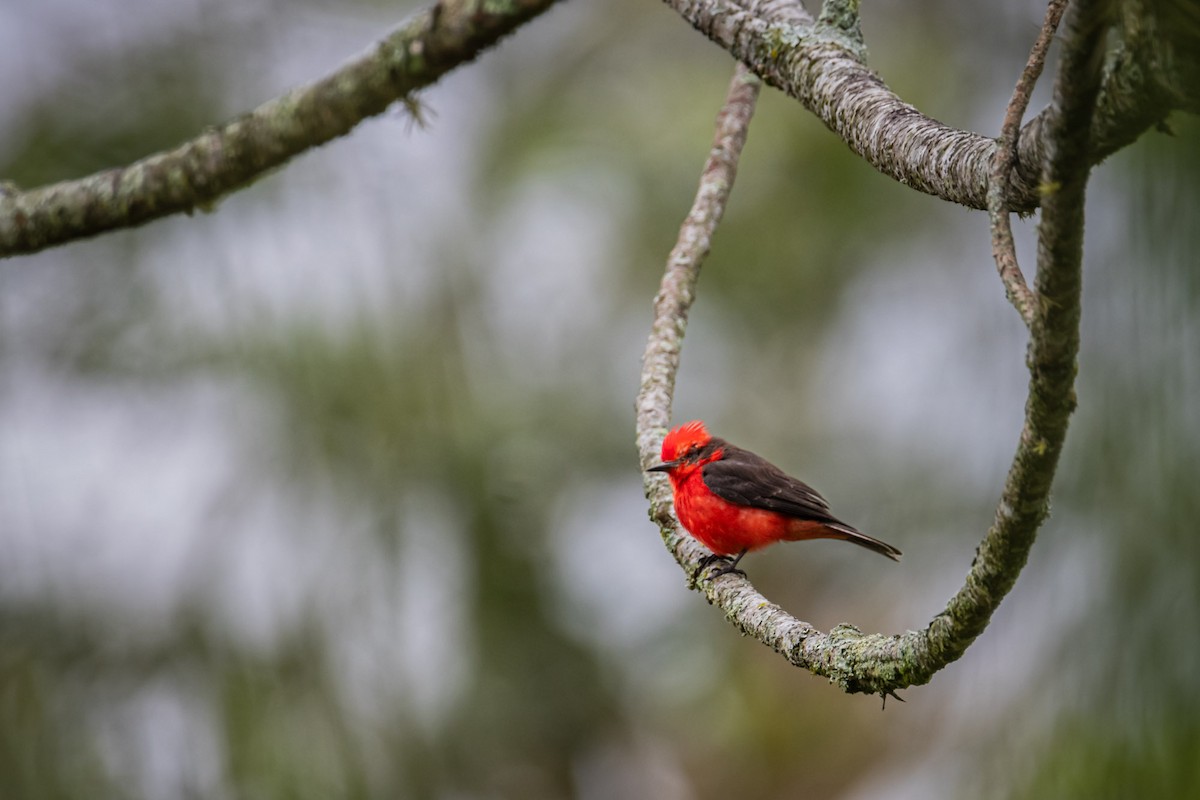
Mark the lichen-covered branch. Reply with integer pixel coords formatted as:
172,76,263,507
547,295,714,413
638,0,1104,697
989,0,1068,327
0,0,560,258
660,0,1191,213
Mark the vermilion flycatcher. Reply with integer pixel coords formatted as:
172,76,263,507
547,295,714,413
648,420,901,578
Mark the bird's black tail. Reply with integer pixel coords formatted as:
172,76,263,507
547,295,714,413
827,523,903,562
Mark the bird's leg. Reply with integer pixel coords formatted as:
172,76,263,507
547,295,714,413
707,548,748,579
694,548,748,582
689,553,724,586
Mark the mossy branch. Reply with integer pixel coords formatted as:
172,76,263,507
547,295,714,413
0,0,560,258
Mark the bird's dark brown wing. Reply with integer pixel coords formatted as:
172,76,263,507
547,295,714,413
700,440,846,527
701,439,903,561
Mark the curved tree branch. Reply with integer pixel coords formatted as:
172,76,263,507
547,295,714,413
661,0,1188,214
638,0,1104,697
637,64,760,555
0,0,560,258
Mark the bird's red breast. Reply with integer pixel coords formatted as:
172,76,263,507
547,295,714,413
670,464,817,554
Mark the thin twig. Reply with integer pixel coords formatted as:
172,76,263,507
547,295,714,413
989,0,1069,327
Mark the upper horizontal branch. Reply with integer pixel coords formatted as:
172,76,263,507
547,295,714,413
662,0,1181,213
0,0,560,258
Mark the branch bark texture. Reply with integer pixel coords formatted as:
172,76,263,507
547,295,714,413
661,0,1190,214
0,0,559,258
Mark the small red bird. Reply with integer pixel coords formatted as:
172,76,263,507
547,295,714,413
648,420,901,578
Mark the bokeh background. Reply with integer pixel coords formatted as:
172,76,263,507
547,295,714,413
1,1,1197,797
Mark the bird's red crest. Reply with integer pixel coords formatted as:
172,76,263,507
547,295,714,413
661,420,712,462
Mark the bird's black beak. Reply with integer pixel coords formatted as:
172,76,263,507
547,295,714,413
646,461,676,473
